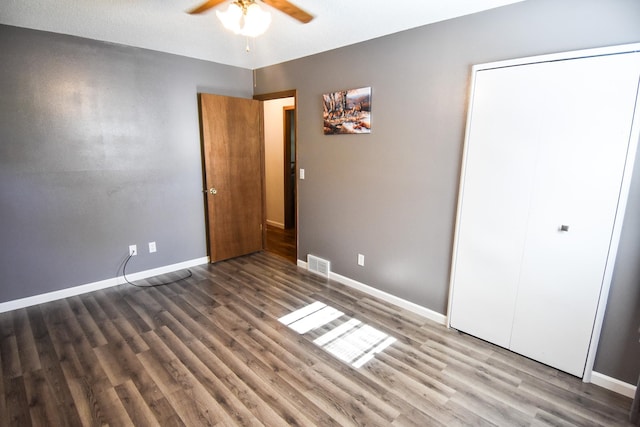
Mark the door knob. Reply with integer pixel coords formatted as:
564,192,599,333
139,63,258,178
559,225,569,232
209,188,217,195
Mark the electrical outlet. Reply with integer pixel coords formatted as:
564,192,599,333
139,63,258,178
149,241,157,253
358,254,365,266
129,245,137,256
300,168,305,180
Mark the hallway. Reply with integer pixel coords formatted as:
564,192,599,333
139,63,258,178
265,224,296,263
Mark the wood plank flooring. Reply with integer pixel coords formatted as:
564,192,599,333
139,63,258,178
265,224,296,263
0,252,634,426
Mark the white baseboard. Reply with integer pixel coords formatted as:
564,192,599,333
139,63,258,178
297,259,447,325
590,371,637,398
266,220,285,229
0,256,210,314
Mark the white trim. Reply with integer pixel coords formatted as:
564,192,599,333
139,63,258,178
297,259,446,325
584,52,640,381
331,271,447,325
266,220,285,229
446,48,481,328
0,257,210,313
475,43,640,72
590,371,637,398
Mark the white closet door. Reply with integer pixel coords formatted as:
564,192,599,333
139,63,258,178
509,53,640,376
449,65,540,347
450,49,640,376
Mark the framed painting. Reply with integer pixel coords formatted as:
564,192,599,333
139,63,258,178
322,87,371,135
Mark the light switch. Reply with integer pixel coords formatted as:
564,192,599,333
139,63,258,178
300,168,305,180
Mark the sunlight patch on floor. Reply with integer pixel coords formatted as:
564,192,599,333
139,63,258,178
279,301,396,368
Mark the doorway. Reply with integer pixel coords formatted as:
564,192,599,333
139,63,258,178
257,92,297,263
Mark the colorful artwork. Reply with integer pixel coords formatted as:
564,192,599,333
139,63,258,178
322,87,371,135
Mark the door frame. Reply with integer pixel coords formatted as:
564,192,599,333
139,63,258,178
254,90,298,261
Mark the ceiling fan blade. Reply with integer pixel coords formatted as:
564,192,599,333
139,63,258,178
188,0,228,14
261,0,314,23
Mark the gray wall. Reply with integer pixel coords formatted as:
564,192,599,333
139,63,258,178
0,24,252,302
255,0,640,384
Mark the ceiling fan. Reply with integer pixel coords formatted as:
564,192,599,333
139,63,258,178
188,0,314,24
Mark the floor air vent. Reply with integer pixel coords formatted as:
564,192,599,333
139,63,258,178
307,255,331,278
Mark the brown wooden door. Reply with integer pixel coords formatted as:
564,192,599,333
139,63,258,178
200,93,264,262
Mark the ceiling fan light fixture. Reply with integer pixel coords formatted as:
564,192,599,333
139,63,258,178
241,3,271,37
216,3,243,34
216,1,271,38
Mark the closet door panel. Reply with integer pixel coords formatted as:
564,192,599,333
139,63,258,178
509,53,640,376
449,66,541,347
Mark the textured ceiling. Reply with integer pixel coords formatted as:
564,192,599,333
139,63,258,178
0,0,524,69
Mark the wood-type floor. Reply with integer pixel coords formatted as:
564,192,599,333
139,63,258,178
0,252,634,426
265,224,296,263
